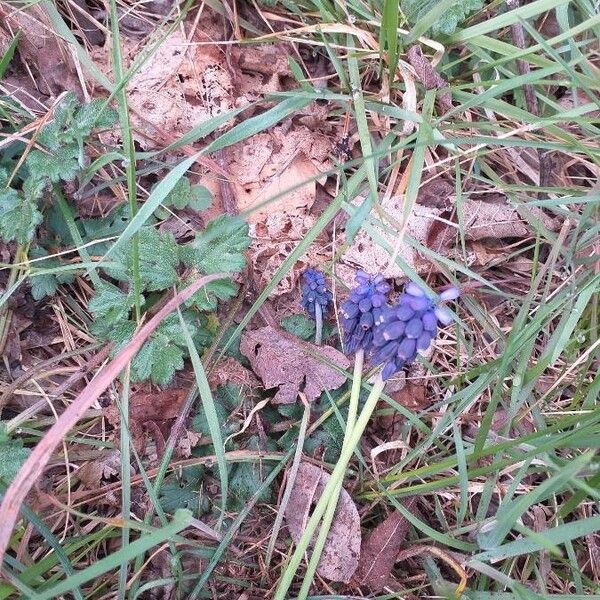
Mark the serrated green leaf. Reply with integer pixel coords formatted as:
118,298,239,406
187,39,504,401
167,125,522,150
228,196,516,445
180,214,250,275
72,99,118,138
104,227,180,291
88,281,141,325
227,436,276,511
401,0,483,35
28,247,76,300
160,176,213,212
0,186,43,244
26,144,80,183
159,467,204,514
132,338,185,386
185,277,238,312
93,319,136,354
0,424,30,485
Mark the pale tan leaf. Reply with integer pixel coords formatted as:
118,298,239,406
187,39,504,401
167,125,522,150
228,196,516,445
285,462,361,583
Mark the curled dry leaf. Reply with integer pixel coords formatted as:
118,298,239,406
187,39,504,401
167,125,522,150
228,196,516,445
354,499,417,590
284,462,361,583
240,326,350,404
77,450,121,489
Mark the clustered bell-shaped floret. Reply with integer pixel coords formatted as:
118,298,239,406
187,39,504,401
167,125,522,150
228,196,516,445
370,282,459,380
340,270,391,353
300,268,333,318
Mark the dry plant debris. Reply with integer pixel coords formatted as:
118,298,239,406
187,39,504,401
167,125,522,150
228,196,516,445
284,462,361,583
240,326,350,404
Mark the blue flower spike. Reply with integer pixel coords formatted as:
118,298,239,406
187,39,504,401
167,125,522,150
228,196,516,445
341,270,391,354
301,268,333,345
371,282,460,380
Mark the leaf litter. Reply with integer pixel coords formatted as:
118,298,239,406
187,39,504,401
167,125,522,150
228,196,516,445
284,462,361,583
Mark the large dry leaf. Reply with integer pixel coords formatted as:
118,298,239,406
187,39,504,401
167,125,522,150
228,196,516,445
284,462,361,583
240,326,350,404
354,499,416,590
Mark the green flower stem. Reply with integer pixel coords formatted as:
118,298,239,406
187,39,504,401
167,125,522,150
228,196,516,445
274,372,386,600
297,348,365,599
315,303,323,345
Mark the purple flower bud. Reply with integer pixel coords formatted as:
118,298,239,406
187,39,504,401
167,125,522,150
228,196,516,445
372,341,398,364
397,338,416,360
358,297,372,313
439,287,460,301
359,312,374,330
383,320,406,341
422,311,437,332
409,295,431,311
341,302,360,320
396,305,414,321
435,306,454,326
416,331,432,351
405,317,423,339
382,360,401,380
405,282,426,297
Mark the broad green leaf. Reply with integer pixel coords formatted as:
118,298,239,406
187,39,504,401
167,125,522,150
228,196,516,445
185,277,238,311
160,176,213,212
88,281,140,325
133,338,185,386
0,424,30,485
180,214,250,274
104,227,179,291
26,144,80,183
28,247,76,300
0,187,43,244
401,0,483,35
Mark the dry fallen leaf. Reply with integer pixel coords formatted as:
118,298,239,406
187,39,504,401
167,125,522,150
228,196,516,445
339,195,561,286
77,450,121,489
284,462,361,583
240,326,350,404
354,499,417,590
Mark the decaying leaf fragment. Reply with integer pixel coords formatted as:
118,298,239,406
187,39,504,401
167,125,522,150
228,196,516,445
354,499,417,590
284,462,361,582
240,326,350,404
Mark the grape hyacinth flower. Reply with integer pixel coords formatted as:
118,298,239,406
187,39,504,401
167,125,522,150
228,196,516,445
300,268,333,345
371,282,460,380
340,270,391,354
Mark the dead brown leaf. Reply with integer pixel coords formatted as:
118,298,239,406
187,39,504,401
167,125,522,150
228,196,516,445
284,462,361,583
77,450,121,489
354,499,417,590
240,326,350,404
0,4,78,96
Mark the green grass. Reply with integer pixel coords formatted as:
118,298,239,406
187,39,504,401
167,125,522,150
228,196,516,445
1,0,599,597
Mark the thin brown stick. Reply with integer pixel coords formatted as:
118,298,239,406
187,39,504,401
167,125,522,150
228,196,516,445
0,273,229,565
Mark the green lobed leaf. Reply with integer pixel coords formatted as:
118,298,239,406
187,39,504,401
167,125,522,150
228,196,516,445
401,0,483,35
185,277,239,312
0,423,30,485
103,227,179,292
28,246,76,300
0,186,43,244
180,214,250,275
26,144,80,183
159,176,213,212
88,281,141,326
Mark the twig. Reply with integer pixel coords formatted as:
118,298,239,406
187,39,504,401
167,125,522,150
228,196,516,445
0,273,230,565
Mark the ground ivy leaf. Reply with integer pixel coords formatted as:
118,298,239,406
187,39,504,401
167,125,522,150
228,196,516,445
180,214,250,275
227,436,276,511
0,186,42,244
